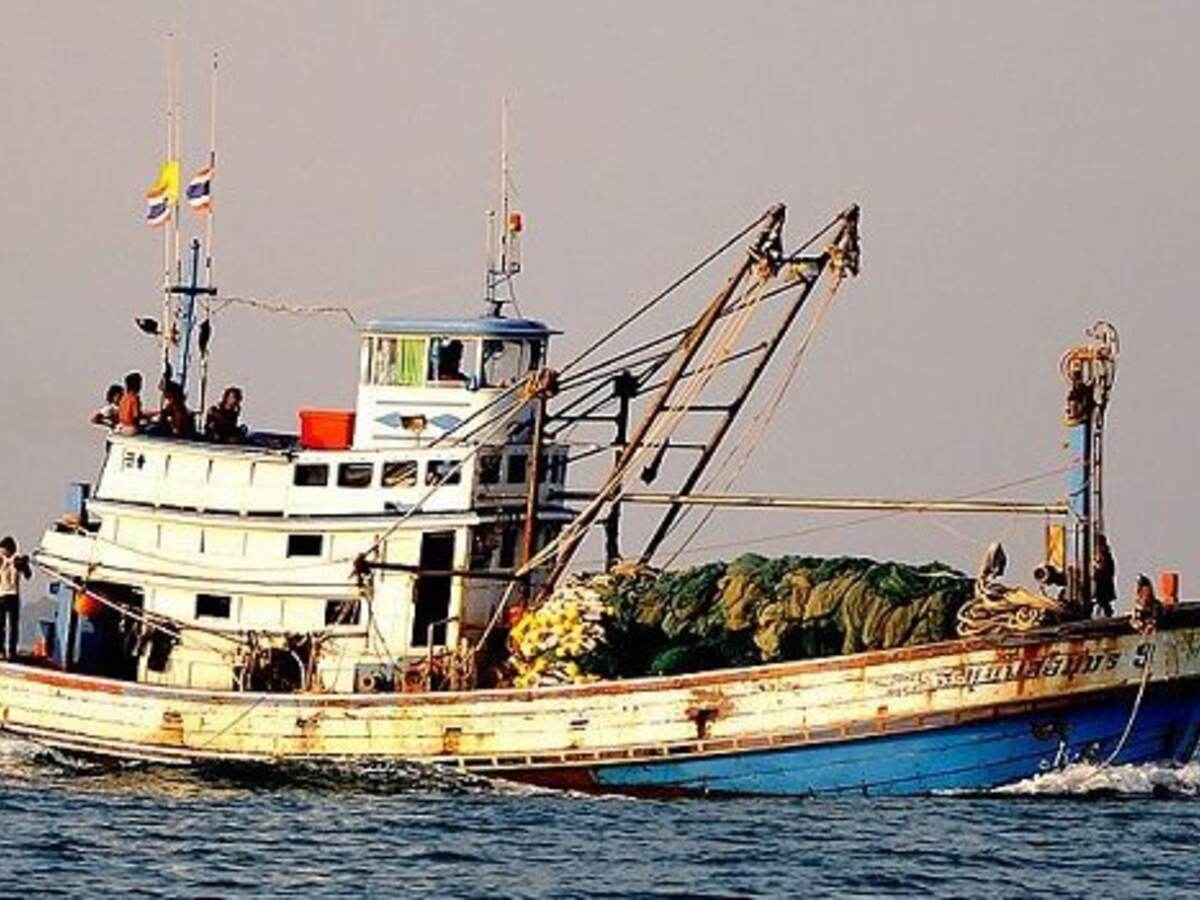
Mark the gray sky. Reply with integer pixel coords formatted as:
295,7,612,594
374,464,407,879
1,1,1196,594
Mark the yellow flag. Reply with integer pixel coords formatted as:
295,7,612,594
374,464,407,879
147,160,181,202
161,160,180,202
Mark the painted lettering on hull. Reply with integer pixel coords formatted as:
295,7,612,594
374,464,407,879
869,647,1134,698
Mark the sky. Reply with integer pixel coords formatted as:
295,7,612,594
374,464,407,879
0,1,1196,598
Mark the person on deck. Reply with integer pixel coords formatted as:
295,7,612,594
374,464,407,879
117,371,149,435
89,383,124,429
204,386,248,444
150,380,196,439
1131,573,1161,633
1093,535,1117,618
1065,368,1094,425
0,537,31,659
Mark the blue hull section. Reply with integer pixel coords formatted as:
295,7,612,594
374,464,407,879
591,685,1200,796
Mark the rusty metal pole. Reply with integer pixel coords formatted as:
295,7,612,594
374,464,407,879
604,371,637,567
520,392,548,586
536,205,786,598
640,206,858,564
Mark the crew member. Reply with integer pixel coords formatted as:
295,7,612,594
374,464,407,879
117,371,146,435
976,541,1009,599
1093,535,1117,618
204,386,248,444
1065,367,1094,425
1131,573,1161,633
151,380,195,439
89,384,124,429
0,537,31,659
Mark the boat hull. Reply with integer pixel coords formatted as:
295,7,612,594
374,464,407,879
511,681,1200,796
3,610,1200,796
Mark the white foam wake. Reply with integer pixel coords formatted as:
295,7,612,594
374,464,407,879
996,761,1200,797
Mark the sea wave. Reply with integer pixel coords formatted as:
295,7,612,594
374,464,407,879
995,761,1200,797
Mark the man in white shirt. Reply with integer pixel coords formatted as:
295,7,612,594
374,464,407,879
0,537,31,659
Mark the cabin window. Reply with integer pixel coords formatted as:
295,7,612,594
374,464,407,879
324,599,362,626
478,453,501,485
499,524,520,568
506,453,528,485
428,337,478,386
195,593,231,619
337,462,375,489
480,339,539,388
381,460,418,488
471,524,500,569
548,454,568,485
426,460,462,486
369,336,427,387
287,534,324,557
294,463,329,487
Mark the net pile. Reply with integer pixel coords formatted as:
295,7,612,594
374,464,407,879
509,554,975,684
508,581,609,688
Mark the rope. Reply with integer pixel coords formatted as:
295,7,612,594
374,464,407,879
212,296,359,325
1100,640,1155,768
956,588,1072,638
196,692,272,749
36,565,243,661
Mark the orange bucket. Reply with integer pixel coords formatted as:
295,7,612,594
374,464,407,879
299,409,356,450
1160,571,1180,607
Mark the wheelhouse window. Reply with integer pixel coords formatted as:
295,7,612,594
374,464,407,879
426,460,462,486
196,593,231,619
428,337,478,386
287,534,324,557
324,599,362,626
294,463,330,487
381,460,418,488
337,462,375,489
480,339,543,388
367,336,426,387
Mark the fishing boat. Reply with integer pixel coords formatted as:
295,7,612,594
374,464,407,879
2,88,1198,793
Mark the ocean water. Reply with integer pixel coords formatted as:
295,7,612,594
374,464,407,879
1,738,1196,898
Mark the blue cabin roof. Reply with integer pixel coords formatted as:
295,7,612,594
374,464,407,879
363,316,559,339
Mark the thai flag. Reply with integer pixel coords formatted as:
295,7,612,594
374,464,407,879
186,165,213,212
145,188,171,227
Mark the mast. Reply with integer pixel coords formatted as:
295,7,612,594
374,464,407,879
168,50,218,403
159,33,175,385
198,51,218,415
1061,322,1118,610
484,96,520,316
172,41,183,301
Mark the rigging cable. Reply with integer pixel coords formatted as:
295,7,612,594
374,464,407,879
558,209,773,376
660,264,847,567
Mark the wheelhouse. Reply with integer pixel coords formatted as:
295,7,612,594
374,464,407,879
354,316,557,447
